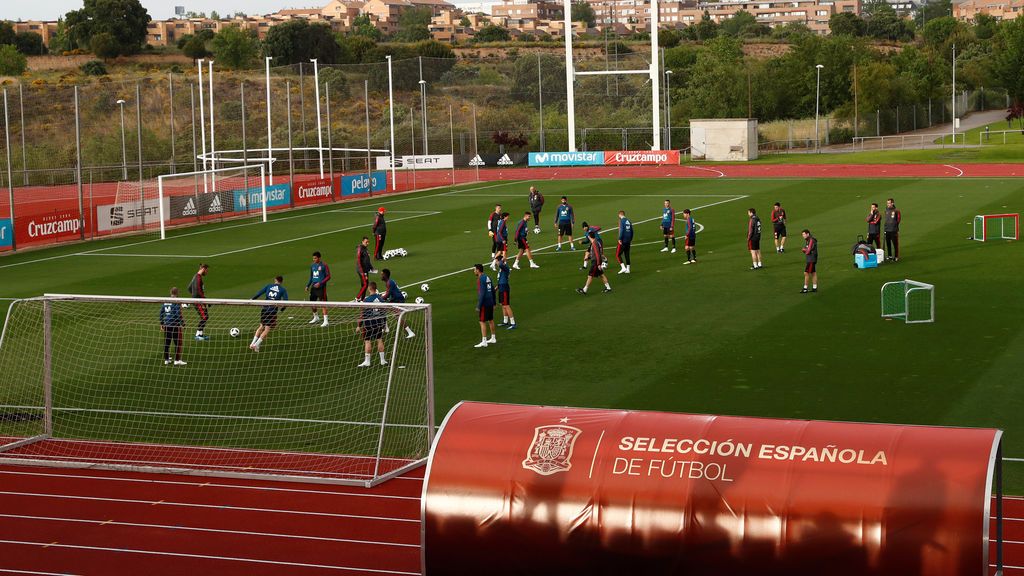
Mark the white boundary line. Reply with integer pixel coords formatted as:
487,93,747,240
399,195,748,290
0,569,78,576
945,164,964,177
0,540,419,575
0,491,420,523
686,166,726,178
0,469,419,500
0,513,419,548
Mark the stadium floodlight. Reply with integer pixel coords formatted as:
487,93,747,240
0,294,435,486
265,56,273,184
973,213,1019,242
116,99,127,180
197,59,208,192
208,60,216,191
562,0,660,151
814,64,823,153
311,58,324,179
881,279,934,323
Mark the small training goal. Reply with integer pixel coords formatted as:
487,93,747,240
881,279,935,324
973,213,1018,242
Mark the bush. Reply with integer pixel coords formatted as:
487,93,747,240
828,126,854,144
90,32,121,59
0,45,28,76
80,59,108,76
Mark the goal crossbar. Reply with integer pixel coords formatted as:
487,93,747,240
0,294,434,486
157,164,267,240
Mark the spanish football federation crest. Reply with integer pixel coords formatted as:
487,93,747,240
522,424,582,476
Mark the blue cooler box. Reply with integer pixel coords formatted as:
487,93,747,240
855,252,878,269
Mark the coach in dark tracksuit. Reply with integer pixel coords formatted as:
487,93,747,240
528,187,544,230
160,288,185,365
884,198,901,261
866,203,882,249
372,207,387,260
356,237,373,300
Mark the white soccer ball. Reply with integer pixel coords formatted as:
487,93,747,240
401,291,408,299
533,226,541,235
415,297,425,304
420,283,430,292
383,253,391,260
229,327,240,338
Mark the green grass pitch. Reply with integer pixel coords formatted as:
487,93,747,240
1,176,1022,488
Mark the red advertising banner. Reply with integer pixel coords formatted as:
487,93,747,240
293,177,335,206
423,402,1002,576
15,207,85,247
605,150,681,165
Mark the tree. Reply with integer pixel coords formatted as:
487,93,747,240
49,19,72,53
80,59,108,75
264,20,341,64
720,10,767,37
863,0,913,41
395,7,432,42
771,21,812,39
992,16,1024,107
829,12,866,36
915,0,952,27
65,0,151,56
90,32,120,58
210,24,259,69
460,16,471,27
510,52,565,103
0,45,27,75
210,10,221,20
473,24,512,43
571,2,596,27
0,22,15,46
679,36,746,118
14,32,47,55
337,34,376,63
921,16,959,48
182,34,209,59
351,14,383,41
660,29,682,48
693,11,719,41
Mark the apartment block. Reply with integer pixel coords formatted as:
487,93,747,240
954,0,1024,20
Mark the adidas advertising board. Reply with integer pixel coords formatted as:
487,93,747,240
375,155,454,171
169,192,233,220
455,153,528,167
96,198,170,232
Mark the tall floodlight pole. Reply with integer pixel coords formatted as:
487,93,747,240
116,99,127,179
650,0,661,151
951,44,957,144
386,55,397,191
197,59,208,191
208,60,216,190
311,58,324,178
665,70,673,149
537,52,545,152
419,80,428,155
814,64,823,153
562,0,576,151
265,56,273,183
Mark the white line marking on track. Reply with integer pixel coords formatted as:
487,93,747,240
686,166,726,178
989,564,1024,570
944,164,964,177
0,540,419,575
76,253,205,259
400,194,748,290
0,569,79,576
0,491,419,523
0,513,419,548
0,470,419,500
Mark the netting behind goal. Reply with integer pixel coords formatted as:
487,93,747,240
0,294,434,486
158,165,268,239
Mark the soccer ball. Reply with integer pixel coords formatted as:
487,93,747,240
420,283,430,292
229,327,240,338
533,226,541,235
415,297,425,304
401,291,408,299
383,253,390,260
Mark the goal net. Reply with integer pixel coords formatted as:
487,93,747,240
158,165,268,240
0,294,434,486
881,279,935,324
973,213,1018,242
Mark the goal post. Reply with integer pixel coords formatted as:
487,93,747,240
0,294,434,486
157,165,267,240
973,213,1019,242
881,279,935,324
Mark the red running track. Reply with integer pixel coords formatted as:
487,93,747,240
0,464,1021,575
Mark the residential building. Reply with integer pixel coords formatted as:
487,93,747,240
10,21,60,47
954,0,1024,20
492,0,563,20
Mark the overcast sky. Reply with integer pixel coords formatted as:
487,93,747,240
7,0,482,21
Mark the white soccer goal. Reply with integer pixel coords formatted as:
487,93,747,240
0,294,434,486
157,165,268,240
973,213,1018,242
881,279,935,324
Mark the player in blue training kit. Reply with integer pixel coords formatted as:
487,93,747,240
512,212,539,269
491,212,510,271
473,264,497,348
660,199,677,253
306,251,331,327
579,222,605,270
495,255,517,329
159,287,186,366
357,282,389,367
380,268,416,339
682,209,698,264
554,196,575,251
616,210,633,274
577,228,611,294
250,276,288,352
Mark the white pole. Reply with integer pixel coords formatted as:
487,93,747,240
562,0,576,151
815,64,823,153
951,44,956,144
117,100,127,180
158,178,166,239
650,0,661,150
260,165,268,223
197,59,207,192
311,58,324,179
265,56,273,184
386,55,397,192
208,60,216,191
